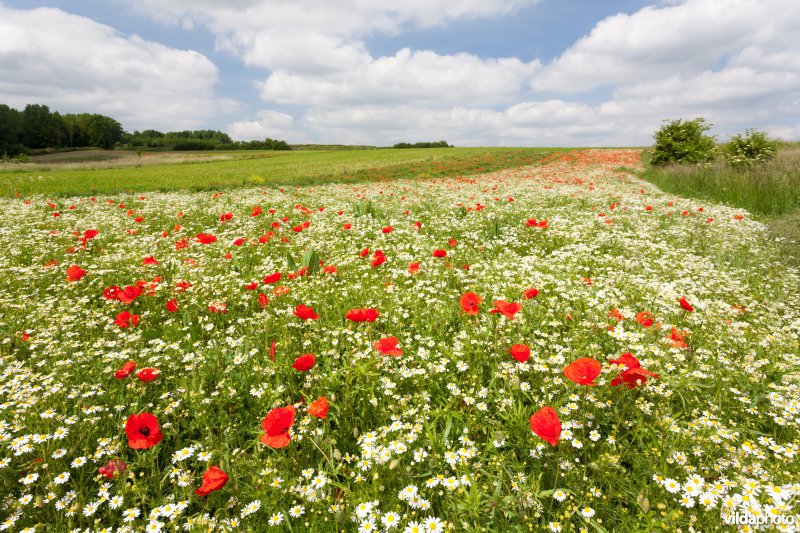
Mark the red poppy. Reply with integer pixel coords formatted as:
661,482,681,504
115,311,140,328
371,254,386,267
220,212,233,223
308,397,329,419
609,352,659,388
448,238,458,247
530,406,561,446
360,248,370,258
374,336,403,356
523,288,539,299
525,218,539,227
103,286,121,300
175,238,188,250
260,405,295,448
258,293,269,309
136,368,159,382
142,256,158,266
84,229,99,239
608,309,624,322
292,353,316,372
251,205,263,217
263,272,282,284
490,300,522,320
679,297,694,312
209,302,228,314
98,459,127,479
114,361,136,379
164,299,178,313
195,466,229,497
117,285,142,305
382,226,393,233
195,233,217,244
294,304,319,320
346,308,379,322
563,358,602,386
635,311,654,328
508,344,531,363
408,261,420,274
66,265,86,282
269,340,277,361
668,327,688,349
460,292,482,315
433,249,447,258
125,412,163,449
343,223,352,230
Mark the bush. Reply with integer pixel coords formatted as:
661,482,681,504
651,118,717,166
724,129,778,167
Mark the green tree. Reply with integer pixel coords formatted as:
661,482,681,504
0,104,23,155
20,104,58,149
651,118,717,166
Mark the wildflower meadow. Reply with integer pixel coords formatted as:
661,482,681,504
1,149,798,532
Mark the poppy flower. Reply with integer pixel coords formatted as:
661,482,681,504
343,223,352,230
220,212,233,223
460,292,482,315
269,340,277,361
490,300,522,320
448,238,458,247
98,459,127,479
292,353,316,372
163,299,178,313
115,311,140,328
114,361,136,379
251,206,262,217
195,233,217,244
360,248,370,258
258,293,269,309
609,352,659,388
668,327,688,349
346,308,379,322
142,256,158,266
66,265,86,282
433,249,447,258
125,412,163,449
374,336,403,356
408,262,420,274
382,226,393,233
308,397,329,419
608,309,624,322
117,285,142,305
371,254,386,267
209,302,228,314
245,281,259,290
260,405,295,448
679,297,694,312
523,288,539,299
294,304,319,320
508,344,531,363
530,406,561,446
84,229,99,239
635,311,654,328
563,358,602,386
103,286,121,300
175,238,188,250
136,368,159,382
195,466,229,497
263,272,282,284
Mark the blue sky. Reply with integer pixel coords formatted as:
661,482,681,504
1,0,798,146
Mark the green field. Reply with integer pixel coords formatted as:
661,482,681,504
0,147,560,197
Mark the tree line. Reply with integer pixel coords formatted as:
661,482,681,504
0,103,291,155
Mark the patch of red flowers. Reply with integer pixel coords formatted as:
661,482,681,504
195,233,217,244
98,459,127,479
115,311,140,329
308,397,329,419
294,304,319,320
489,300,522,320
530,406,561,446
609,352,659,388
125,412,163,449
260,405,295,448
136,368,159,382
114,361,136,379
460,292,482,315
292,353,316,372
346,308,379,322
374,336,403,356
563,357,601,386
66,265,86,282
679,297,694,312
508,344,531,363
195,466,229,497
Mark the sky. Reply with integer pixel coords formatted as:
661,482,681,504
1,0,799,146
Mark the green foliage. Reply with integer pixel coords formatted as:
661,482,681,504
394,140,451,149
724,129,778,167
651,118,717,166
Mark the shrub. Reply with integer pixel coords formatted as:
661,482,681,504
651,118,717,166
724,129,778,167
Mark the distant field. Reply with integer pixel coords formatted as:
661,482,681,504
0,148,561,197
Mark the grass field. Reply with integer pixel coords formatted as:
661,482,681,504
0,148,798,532
640,145,800,263
0,147,560,197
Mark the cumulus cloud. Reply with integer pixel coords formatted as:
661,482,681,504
226,109,297,141
0,5,227,131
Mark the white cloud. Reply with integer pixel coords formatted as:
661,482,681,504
534,0,800,93
0,5,226,131
226,109,297,141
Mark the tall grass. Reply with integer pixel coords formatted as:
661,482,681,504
641,145,800,262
